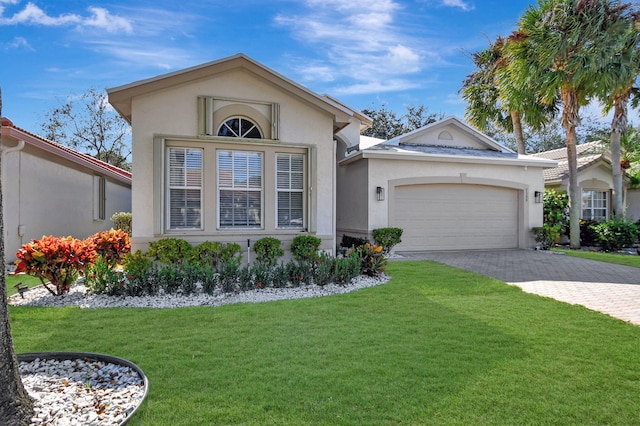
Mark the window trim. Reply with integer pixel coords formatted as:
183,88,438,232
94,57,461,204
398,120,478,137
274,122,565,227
198,96,280,140
581,189,609,221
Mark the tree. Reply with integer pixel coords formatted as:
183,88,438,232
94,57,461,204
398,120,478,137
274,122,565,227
461,36,556,154
598,8,640,217
361,104,442,139
505,0,637,248
41,87,131,171
0,88,35,425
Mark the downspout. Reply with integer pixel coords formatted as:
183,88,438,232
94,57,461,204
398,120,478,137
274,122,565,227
2,140,25,249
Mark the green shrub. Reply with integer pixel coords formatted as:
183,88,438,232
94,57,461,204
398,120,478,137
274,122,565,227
312,252,334,286
356,243,387,277
85,256,125,295
148,238,193,265
123,250,155,295
221,242,243,268
543,189,569,230
340,234,369,249
110,212,132,235
254,237,284,267
592,219,639,252
579,220,599,246
219,261,240,293
287,261,312,286
155,264,185,294
372,228,403,253
189,241,224,269
199,266,219,295
532,224,562,250
291,235,322,261
333,251,361,284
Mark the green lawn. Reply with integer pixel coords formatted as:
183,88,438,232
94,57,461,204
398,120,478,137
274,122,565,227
552,247,640,268
5,274,42,297
9,261,640,425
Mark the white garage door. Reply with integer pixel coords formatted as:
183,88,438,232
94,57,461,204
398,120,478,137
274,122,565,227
392,184,519,251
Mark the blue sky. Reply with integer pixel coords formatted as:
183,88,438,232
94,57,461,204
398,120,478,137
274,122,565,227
0,0,566,135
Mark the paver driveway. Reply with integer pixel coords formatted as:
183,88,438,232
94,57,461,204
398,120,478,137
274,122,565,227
396,249,640,326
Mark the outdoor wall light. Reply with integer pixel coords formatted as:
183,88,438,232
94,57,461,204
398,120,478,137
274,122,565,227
534,191,543,204
376,186,385,201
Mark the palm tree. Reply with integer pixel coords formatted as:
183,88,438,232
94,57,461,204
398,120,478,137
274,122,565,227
0,88,35,424
505,0,637,248
600,9,640,217
461,36,556,154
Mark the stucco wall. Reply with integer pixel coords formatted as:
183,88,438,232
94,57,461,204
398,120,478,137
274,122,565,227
128,67,338,254
626,189,640,221
336,147,369,240
2,144,131,263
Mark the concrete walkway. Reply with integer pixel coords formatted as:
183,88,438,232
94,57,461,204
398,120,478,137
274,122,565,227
396,249,640,326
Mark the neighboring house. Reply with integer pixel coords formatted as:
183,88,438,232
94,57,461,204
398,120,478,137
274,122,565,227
532,141,621,221
107,54,369,256
1,117,132,263
336,117,557,251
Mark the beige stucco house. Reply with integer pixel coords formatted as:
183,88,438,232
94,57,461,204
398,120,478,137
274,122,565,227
336,117,557,251
532,141,622,221
107,54,368,255
1,117,132,263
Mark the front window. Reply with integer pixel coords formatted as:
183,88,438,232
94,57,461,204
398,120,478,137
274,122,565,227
167,147,203,229
218,150,263,228
276,153,305,228
217,117,262,139
582,190,608,221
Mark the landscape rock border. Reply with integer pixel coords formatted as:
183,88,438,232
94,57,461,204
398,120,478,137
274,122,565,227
18,352,148,425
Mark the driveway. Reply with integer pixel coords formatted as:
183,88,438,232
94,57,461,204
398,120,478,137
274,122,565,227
395,249,640,326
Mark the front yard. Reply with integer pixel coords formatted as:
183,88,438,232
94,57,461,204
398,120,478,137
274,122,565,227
9,260,640,425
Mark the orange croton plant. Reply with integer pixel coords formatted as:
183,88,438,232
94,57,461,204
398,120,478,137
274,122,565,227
15,235,97,296
89,228,131,267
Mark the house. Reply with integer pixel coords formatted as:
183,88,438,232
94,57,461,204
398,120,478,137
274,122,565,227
532,141,620,221
336,117,557,251
107,53,555,255
107,54,369,256
1,117,132,263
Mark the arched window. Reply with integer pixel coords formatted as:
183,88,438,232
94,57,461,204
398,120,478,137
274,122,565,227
217,117,263,139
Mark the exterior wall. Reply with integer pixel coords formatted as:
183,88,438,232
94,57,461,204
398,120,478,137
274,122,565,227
129,68,337,255
338,155,547,249
626,189,640,221
335,142,370,241
2,142,131,263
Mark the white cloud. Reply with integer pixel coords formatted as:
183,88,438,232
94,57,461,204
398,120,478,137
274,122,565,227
442,0,474,11
2,35,32,50
0,2,133,33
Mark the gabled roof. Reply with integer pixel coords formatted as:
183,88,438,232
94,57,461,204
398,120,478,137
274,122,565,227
341,116,557,168
385,116,510,153
1,117,132,185
532,141,611,184
107,53,361,133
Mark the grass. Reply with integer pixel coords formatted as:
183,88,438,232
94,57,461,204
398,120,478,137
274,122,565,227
5,274,42,297
552,247,640,268
9,261,640,425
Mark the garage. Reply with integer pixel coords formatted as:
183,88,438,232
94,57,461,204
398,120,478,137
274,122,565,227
392,183,520,251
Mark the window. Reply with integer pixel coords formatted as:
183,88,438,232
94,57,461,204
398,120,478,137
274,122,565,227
276,153,305,228
217,117,262,139
218,150,263,228
582,190,608,221
167,147,203,229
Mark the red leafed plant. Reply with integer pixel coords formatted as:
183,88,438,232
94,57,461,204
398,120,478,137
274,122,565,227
14,235,97,296
88,228,131,267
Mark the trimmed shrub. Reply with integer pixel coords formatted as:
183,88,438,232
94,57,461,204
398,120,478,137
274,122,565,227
291,235,322,261
254,237,284,267
221,242,243,268
532,224,561,250
148,238,193,265
592,219,639,252
89,228,131,267
190,241,224,270
110,212,132,235
333,251,361,284
579,220,599,246
123,250,156,296
14,235,96,296
85,255,125,296
372,227,403,253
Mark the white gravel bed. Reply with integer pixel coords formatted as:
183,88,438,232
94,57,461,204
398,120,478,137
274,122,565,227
19,357,145,426
8,275,390,309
